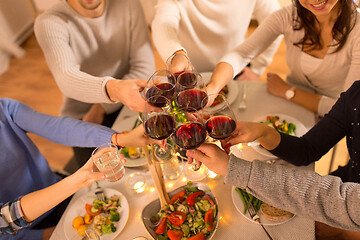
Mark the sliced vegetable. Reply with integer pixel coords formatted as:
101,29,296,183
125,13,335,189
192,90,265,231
167,230,184,240
186,191,204,206
167,211,186,226
169,190,186,204
85,203,102,217
155,217,167,234
187,232,206,240
204,209,213,231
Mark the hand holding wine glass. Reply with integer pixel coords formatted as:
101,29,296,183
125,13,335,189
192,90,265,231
173,109,207,171
143,96,176,140
176,73,208,112
166,51,195,80
201,94,237,140
144,69,176,108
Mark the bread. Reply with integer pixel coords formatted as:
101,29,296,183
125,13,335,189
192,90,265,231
260,203,294,222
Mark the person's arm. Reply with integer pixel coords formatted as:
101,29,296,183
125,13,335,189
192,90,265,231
151,0,185,64
187,143,360,231
225,155,360,231
0,158,105,236
207,6,287,95
266,72,322,113
246,0,282,76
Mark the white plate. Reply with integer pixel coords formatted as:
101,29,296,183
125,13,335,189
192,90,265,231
231,186,295,226
201,72,239,108
63,188,129,240
112,107,147,168
251,114,308,158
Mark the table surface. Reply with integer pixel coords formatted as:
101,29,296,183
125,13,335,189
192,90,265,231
50,80,317,240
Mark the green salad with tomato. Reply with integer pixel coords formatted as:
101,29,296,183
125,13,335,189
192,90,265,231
261,115,296,135
152,183,217,240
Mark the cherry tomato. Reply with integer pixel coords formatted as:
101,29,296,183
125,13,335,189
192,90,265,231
85,203,101,217
187,232,206,240
167,211,186,226
155,217,167,234
167,230,184,240
204,209,214,231
185,191,204,206
169,190,186,204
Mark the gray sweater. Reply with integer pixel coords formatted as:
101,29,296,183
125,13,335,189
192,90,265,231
225,155,360,231
35,0,155,119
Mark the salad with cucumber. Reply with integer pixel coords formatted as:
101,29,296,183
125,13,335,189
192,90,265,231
260,115,296,135
152,182,217,240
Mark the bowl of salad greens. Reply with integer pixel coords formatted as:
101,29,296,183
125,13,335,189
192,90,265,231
142,182,219,240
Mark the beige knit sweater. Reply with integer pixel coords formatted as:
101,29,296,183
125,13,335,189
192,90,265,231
35,0,155,119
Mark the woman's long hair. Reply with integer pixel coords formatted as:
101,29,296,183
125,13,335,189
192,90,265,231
292,0,357,52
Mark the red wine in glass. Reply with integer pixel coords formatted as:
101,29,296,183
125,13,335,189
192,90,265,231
176,89,208,112
144,114,176,140
174,122,207,149
206,116,236,139
146,83,175,107
177,72,197,88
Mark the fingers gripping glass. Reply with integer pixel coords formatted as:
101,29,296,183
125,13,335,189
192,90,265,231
173,110,206,171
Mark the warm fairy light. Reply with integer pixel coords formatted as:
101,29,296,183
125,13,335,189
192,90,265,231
219,216,223,220
236,143,243,149
168,183,173,188
133,181,145,193
182,177,187,182
150,187,155,192
175,152,181,156
207,170,217,179
247,143,251,146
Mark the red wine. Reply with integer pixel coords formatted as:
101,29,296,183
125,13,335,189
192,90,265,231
146,83,175,107
174,123,207,149
177,72,197,88
168,71,184,85
206,116,236,139
176,89,208,112
144,114,176,140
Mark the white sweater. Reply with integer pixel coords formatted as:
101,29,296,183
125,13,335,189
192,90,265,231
221,5,360,116
151,0,281,75
35,0,155,119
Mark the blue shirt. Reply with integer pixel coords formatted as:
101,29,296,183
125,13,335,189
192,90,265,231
0,98,115,239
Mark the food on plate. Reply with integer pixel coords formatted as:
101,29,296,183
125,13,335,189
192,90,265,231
72,216,84,229
120,146,144,159
235,187,263,214
260,115,296,135
260,203,294,222
72,194,121,237
211,85,229,107
77,225,88,236
152,182,217,239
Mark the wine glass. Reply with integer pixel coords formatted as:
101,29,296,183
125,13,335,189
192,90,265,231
144,69,176,108
201,93,237,140
173,109,207,172
165,52,195,81
143,95,176,140
175,73,208,112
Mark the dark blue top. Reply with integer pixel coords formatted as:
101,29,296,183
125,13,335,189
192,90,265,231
271,81,360,183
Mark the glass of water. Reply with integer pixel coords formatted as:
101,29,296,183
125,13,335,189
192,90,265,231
92,143,125,182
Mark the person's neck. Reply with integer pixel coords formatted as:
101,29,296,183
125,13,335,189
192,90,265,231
315,1,340,28
67,0,105,18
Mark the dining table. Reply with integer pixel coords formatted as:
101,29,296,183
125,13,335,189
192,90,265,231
50,79,317,240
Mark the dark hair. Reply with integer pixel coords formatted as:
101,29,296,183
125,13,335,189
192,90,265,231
292,0,357,52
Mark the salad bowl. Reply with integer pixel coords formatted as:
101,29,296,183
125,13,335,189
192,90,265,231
141,182,219,240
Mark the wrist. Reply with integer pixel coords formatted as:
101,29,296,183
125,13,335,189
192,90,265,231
112,132,125,148
285,86,296,100
105,79,120,102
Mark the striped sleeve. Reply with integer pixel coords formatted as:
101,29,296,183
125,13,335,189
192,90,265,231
0,197,31,235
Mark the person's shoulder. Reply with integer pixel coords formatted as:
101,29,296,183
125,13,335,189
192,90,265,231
35,1,72,24
342,81,360,102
